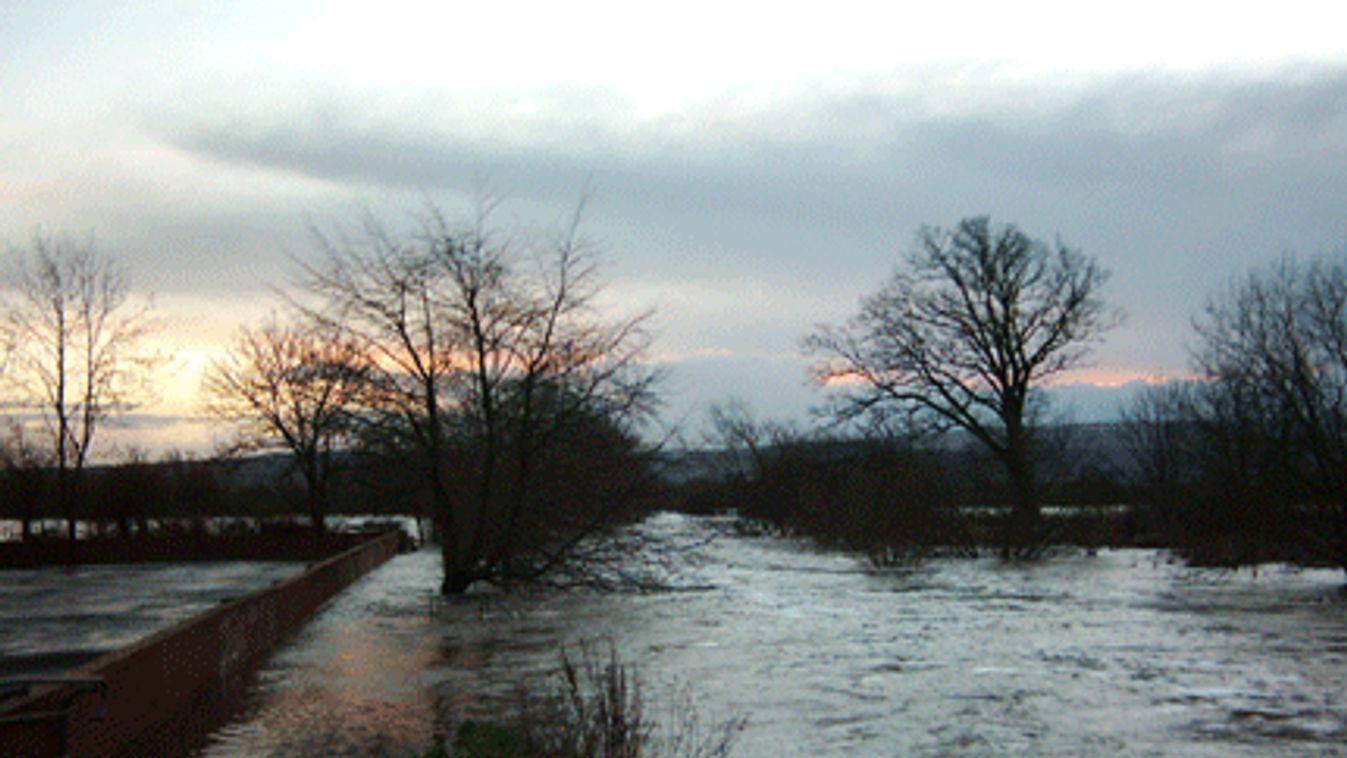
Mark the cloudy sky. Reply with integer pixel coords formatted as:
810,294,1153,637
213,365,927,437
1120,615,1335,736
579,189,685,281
3,1,1346,453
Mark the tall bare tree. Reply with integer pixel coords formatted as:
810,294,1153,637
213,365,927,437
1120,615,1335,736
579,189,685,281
204,320,370,535
806,216,1116,556
2,234,157,547
298,204,659,593
1195,256,1347,497
1191,254,1347,567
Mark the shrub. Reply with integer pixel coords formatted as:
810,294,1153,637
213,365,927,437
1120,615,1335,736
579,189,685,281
442,642,744,758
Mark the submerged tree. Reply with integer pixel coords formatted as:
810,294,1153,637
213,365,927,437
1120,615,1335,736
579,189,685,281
298,203,659,593
1,234,157,548
1190,254,1347,567
807,216,1117,556
204,320,371,536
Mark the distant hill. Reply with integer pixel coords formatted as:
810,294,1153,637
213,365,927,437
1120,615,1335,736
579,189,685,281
654,421,1142,486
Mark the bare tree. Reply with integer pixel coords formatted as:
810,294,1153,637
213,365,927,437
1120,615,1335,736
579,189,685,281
1121,381,1197,532
1195,256,1347,497
203,320,370,535
298,203,659,593
705,398,791,485
2,234,157,547
806,216,1117,556
1191,254,1347,566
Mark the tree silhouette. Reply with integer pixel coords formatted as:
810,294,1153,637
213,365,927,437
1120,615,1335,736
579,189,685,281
807,216,1116,556
2,234,157,548
298,203,659,593
1190,254,1347,567
204,320,370,535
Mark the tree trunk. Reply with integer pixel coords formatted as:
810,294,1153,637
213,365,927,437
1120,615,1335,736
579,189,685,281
440,561,475,595
60,466,77,564
298,451,329,543
439,510,475,594
306,483,326,536
1337,505,1347,575
439,504,479,594
428,446,475,595
1000,433,1041,560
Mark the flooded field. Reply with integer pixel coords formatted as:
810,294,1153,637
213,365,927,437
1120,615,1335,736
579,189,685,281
190,512,1345,755
0,561,302,677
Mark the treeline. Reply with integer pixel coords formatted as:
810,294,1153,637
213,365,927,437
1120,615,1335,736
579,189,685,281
671,233,1347,573
1121,256,1347,569
0,446,421,540
4,211,1342,581
668,396,1343,570
1,205,663,591
667,420,1146,567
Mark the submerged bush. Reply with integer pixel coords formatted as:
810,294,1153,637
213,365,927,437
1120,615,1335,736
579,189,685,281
447,720,532,757
440,641,744,758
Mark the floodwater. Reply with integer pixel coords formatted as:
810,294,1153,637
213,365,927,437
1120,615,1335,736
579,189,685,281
0,561,302,677
197,512,1347,756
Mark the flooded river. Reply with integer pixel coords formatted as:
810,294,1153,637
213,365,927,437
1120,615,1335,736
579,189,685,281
199,513,1346,756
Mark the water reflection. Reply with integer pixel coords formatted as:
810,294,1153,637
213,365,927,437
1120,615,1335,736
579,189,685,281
201,513,1347,756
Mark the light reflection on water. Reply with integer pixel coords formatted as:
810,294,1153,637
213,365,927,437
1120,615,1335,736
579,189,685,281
200,513,1347,757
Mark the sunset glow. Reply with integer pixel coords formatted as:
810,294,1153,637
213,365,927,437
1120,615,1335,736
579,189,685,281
3,3,1346,451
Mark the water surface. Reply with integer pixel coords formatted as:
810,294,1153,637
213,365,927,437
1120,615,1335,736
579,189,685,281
200,513,1347,756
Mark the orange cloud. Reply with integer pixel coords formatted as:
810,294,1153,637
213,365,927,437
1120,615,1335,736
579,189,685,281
1045,367,1197,388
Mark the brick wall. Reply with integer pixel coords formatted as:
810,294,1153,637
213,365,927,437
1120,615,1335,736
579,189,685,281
0,531,401,757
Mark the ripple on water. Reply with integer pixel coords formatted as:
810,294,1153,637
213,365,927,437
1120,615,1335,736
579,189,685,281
198,515,1347,757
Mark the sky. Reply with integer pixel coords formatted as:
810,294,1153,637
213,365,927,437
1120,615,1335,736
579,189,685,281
2,1,1346,455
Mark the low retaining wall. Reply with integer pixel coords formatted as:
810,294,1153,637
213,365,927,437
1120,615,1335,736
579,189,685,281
0,531,401,757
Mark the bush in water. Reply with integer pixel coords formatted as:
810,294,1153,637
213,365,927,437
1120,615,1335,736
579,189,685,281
435,641,745,758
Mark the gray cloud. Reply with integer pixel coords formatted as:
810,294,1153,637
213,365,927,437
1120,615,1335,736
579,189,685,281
147,67,1347,425
159,69,1347,273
